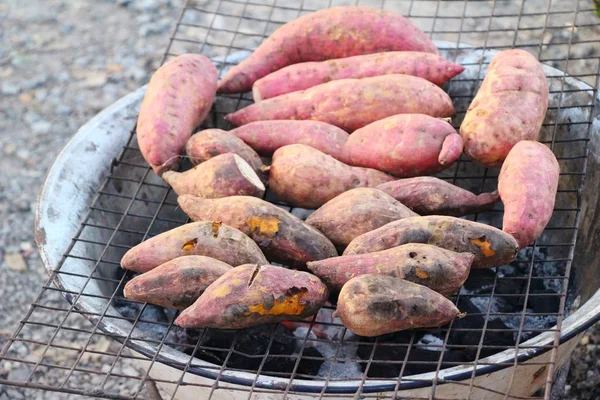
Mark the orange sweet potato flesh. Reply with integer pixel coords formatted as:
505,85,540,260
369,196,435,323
177,195,338,268
269,144,395,209
334,274,461,337
175,264,329,329
252,52,464,101
343,114,463,176
307,243,473,296
377,177,500,217
460,49,549,167
343,216,519,269
225,75,455,132
120,221,267,273
218,6,438,94
162,153,265,198
499,141,559,248
137,54,217,175
123,255,232,310
305,188,417,247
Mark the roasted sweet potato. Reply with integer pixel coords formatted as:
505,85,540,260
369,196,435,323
123,255,232,310
230,120,349,159
218,6,438,94
269,144,394,209
499,141,559,248
377,177,500,217
343,114,463,176
252,52,465,101
305,188,417,247
334,275,461,336
177,195,338,268
460,49,549,167
137,54,217,175
162,153,265,198
175,264,329,329
343,216,519,268
307,243,473,295
120,221,267,273
225,75,455,132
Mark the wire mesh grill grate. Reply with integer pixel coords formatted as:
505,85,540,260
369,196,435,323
1,0,599,399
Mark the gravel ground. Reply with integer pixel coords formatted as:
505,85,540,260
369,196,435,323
0,0,599,399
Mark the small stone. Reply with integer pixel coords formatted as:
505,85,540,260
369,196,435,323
35,89,48,101
133,0,160,12
19,242,32,251
106,63,124,73
31,121,52,134
82,71,108,88
1,82,20,95
4,252,27,272
56,104,73,115
3,143,16,155
22,74,48,90
0,67,14,78
18,92,34,104
580,336,590,346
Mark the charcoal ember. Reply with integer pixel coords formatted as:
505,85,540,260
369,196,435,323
462,268,496,294
527,289,560,314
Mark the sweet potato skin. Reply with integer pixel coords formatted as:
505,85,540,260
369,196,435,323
499,141,559,247
252,52,465,101
307,243,473,295
269,144,395,209
175,264,329,329
177,195,338,268
162,153,265,198
123,255,232,310
343,114,463,176
137,54,217,175
230,120,349,159
343,216,519,268
334,274,461,337
120,221,268,273
460,49,549,167
305,188,417,247
218,7,438,94
225,75,456,132
377,177,500,217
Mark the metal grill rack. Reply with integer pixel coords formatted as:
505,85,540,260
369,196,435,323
1,0,600,399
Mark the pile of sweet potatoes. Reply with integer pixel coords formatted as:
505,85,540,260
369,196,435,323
123,5,559,337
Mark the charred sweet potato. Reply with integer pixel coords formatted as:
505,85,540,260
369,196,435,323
175,264,329,329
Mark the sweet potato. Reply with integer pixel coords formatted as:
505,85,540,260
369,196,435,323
343,216,519,268
137,54,217,175
269,144,395,209
499,141,559,248
229,120,349,159
343,114,463,176
225,75,455,132
123,255,232,310
218,7,438,94
334,275,461,337
307,243,473,296
305,188,417,247
377,177,500,217
460,49,549,167
162,153,265,198
120,221,267,273
175,264,329,329
253,52,464,101
177,195,338,268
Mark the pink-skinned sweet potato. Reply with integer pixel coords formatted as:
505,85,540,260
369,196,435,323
120,221,267,273
218,7,438,94
175,264,329,329
334,275,461,337
343,114,463,176
229,120,349,159
225,75,455,132
344,216,519,269
307,243,473,296
253,52,464,101
137,54,217,175
460,49,549,167
269,144,395,209
499,141,559,248
162,153,265,198
305,188,417,247
123,255,232,310
377,177,500,217
177,195,338,268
